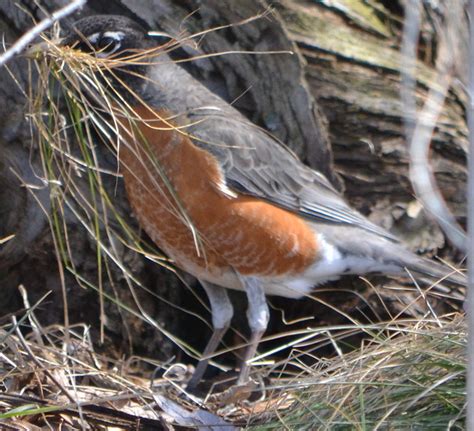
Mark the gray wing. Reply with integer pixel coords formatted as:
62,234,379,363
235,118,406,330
184,108,398,242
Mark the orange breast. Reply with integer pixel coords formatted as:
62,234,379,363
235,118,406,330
116,105,319,279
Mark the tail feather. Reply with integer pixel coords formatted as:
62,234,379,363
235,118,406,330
318,224,466,302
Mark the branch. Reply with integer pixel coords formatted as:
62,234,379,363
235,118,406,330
401,0,467,252
0,0,86,68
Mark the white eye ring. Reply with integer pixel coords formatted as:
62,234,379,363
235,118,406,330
87,31,126,58
87,32,100,44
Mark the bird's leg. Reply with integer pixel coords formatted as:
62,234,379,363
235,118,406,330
186,280,233,390
238,277,269,385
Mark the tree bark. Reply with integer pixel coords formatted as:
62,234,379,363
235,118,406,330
0,0,466,369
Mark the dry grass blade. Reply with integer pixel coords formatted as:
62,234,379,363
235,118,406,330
0,234,15,245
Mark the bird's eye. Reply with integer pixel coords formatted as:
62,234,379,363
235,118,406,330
84,31,125,57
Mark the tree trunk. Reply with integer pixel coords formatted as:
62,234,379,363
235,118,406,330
0,0,466,369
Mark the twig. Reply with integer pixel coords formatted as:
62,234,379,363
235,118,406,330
400,0,421,142
0,0,86,68
401,1,467,252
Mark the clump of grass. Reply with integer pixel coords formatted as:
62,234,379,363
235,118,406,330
1,301,465,429
0,299,222,429
248,315,465,430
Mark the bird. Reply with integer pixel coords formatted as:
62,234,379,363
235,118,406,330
40,14,465,390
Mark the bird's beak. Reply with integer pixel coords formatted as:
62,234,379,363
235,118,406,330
24,39,62,59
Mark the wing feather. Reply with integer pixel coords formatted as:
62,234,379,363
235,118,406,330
182,108,398,242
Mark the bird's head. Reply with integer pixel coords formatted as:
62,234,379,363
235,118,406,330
61,15,149,58
25,14,183,106
57,15,156,100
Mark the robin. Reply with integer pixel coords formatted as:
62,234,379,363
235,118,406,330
42,15,465,390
